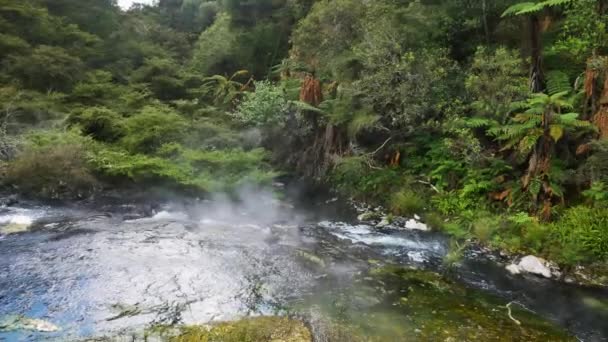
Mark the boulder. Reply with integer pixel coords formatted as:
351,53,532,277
357,211,380,222
376,217,390,228
505,263,521,275
404,219,429,231
507,255,554,278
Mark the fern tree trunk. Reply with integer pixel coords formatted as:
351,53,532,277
525,109,555,221
529,15,544,93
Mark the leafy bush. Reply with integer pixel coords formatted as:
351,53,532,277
69,106,126,142
582,181,608,208
5,130,98,199
120,105,189,153
234,81,289,126
191,13,236,75
331,156,405,202
89,144,276,193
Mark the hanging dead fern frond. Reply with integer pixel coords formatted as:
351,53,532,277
593,76,608,139
584,68,597,98
299,74,323,107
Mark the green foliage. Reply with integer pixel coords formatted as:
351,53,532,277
465,47,529,123
191,13,236,75
5,45,85,91
355,48,458,129
331,156,405,203
69,106,126,142
552,0,608,65
551,206,608,264
472,215,500,244
121,105,189,153
582,182,608,208
502,0,573,17
4,130,98,199
234,80,288,126
389,190,426,216
290,0,365,78
198,70,249,107
131,57,188,101
491,92,593,156
545,70,572,95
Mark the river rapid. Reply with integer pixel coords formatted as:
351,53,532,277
0,186,607,341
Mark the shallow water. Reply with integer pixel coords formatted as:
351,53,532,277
0,191,606,341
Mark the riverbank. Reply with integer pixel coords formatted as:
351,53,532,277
343,194,608,289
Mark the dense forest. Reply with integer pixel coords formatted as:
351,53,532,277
0,0,607,270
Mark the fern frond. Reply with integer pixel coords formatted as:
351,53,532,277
502,2,538,17
463,117,497,128
540,0,574,9
546,71,572,95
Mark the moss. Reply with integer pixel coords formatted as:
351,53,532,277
298,266,574,342
369,266,573,341
295,249,326,269
155,317,311,342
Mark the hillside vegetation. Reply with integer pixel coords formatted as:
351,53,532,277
0,0,607,267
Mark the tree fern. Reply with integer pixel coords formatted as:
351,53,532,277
502,0,574,17
545,70,572,95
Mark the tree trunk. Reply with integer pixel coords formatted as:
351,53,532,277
482,0,490,45
529,15,544,93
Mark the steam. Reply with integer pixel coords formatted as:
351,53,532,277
146,184,304,232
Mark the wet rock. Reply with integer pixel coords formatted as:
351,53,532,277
403,218,429,231
357,211,380,222
0,215,33,234
296,249,326,269
0,316,60,333
376,217,390,228
0,195,18,207
508,255,555,278
505,263,521,275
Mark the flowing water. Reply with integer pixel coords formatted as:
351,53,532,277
0,187,607,341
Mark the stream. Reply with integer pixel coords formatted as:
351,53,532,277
0,187,607,341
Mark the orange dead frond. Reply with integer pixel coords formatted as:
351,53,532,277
299,75,323,106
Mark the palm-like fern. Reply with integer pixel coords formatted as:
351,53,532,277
502,0,574,93
492,92,593,154
491,91,593,218
198,70,250,107
502,0,574,17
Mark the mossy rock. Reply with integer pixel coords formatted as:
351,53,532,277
156,317,311,342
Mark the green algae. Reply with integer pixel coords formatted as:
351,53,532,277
291,266,575,342
149,317,311,342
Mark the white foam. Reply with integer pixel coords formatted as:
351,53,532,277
407,251,426,263
151,211,189,221
0,214,33,226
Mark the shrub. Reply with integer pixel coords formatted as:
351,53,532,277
69,106,126,142
234,81,289,126
389,190,425,216
5,131,99,199
551,206,608,264
120,105,189,153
